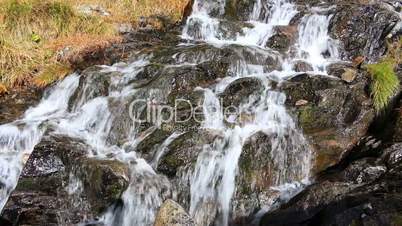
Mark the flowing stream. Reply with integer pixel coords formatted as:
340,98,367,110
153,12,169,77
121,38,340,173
0,0,341,225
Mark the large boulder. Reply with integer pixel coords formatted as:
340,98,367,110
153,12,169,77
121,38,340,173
329,3,399,62
266,26,298,52
260,142,402,226
220,77,265,108
0,136,129,225
281,72,375,173
224,0,256,21
0,88,42,125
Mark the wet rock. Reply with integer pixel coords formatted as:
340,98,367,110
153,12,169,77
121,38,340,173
0,88,42,124
393,109,402,142
383,143,402,167
73,158,129,213
1,138,73,225
153,44,280,73
220,77,264,108
282,73,375,173
157,130,223,212
224,0,256,21
260,140,402,226
1,136,129,225
182,0,194,24
327,62,354,78
218,21,255,40
69,66,120,109
292,61,313,72
352,56,366,68
266,26,298,52
136,128,172,160
342,158,386,184
185,18,252,40
329,3,399,62
154,199,195,226
157,130,221,178
234,132,279,220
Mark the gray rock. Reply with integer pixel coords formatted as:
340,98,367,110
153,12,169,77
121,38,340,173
154,199,194,226
329,3,399,62
1,136,129,225
117,23,134,34
281,72,375,173
77,4,110,16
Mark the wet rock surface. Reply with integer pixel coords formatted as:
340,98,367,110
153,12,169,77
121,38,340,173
266,26,298,52
0,136,129,225
0,88,42,124
260,141,402,226
0,0,401,225
282,71,374,173
328,2,400,62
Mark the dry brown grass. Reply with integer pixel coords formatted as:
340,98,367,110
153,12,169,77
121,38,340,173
70,0,189,23
0,0,189,89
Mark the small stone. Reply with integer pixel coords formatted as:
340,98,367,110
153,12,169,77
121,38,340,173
77,4,110,16
293,61,313,72
295,99,309,106
0,83,8,96
352,56,365,68
341,68,357,83
388,148,402,166
117,23,134,34
154,199,194,226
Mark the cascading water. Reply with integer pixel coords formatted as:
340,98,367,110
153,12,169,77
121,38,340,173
183,0,339,225
296,14,339,72
0,74,80,210
0,0,341,225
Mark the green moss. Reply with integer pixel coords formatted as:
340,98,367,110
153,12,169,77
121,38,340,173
16,178,37,191
367,58,400,112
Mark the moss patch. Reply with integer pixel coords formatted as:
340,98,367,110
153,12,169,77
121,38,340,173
367,59,400,112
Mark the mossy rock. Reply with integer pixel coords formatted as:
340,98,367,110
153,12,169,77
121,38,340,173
136,128,171,158
224,0,255,21
74,158,129,213
157,130,221,178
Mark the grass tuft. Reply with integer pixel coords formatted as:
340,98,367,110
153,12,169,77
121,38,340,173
367,59,399,112
367,39,401,112
33,63,72,87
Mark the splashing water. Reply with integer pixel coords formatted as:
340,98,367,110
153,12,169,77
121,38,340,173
0,74,80,210
103,159,171,226
296,14,339,72
181,0,339,225
152,132,183,168
0,0,342,225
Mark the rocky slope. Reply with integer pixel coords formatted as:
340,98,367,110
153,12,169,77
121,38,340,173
0,0,401,226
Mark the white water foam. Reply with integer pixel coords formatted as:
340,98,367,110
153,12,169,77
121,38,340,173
0,74,80,210
0,1,341,225
296,14,339,72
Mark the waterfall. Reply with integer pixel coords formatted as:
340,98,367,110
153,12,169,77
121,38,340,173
182,0,338,225
0,0,342,225
0,74,80,210
296,14,339,72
